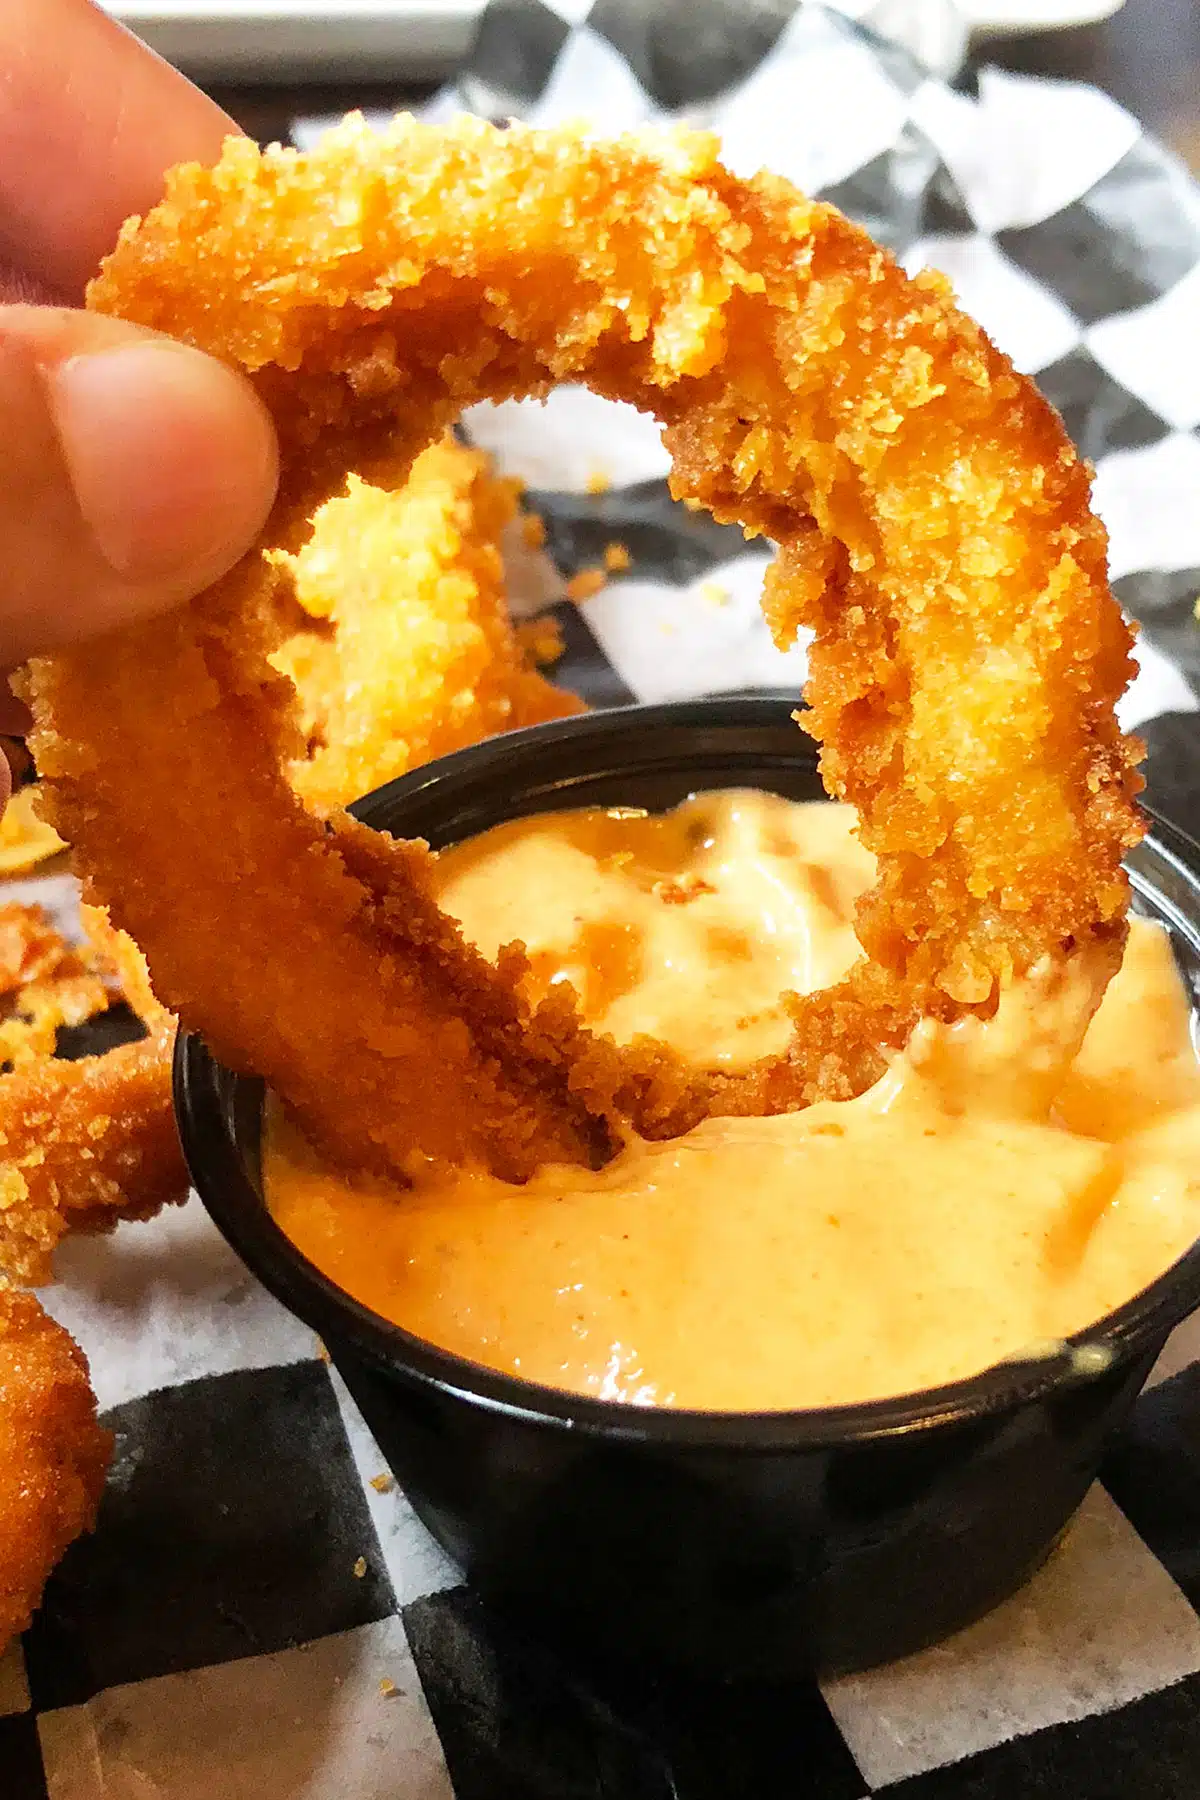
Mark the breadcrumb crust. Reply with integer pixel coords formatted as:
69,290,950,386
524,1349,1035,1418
0,1284,111,1648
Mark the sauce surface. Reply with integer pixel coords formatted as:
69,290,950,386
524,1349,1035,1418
265,793,1200,1411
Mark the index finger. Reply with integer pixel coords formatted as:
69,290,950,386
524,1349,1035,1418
0,0,238,300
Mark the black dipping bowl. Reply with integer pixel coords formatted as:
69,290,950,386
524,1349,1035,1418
177,698,1200,1677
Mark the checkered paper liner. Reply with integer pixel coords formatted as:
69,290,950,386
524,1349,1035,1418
10,4,1200,1796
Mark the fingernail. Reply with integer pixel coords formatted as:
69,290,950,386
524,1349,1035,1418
45,338,277,583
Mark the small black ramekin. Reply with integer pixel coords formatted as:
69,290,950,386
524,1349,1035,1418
177,698,1200,1678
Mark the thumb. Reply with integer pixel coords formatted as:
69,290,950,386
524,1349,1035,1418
0,305,278,664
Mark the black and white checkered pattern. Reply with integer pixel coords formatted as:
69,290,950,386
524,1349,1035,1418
12,1286,1200,1798
12,4,1200,1795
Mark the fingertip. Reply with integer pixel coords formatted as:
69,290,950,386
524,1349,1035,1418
47,334,280,601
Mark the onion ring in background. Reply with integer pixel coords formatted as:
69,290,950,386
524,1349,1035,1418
3,433,582,1281
23,116,1144,1181
0,903,186,1285
272,432,582,814
0,1282,111,1649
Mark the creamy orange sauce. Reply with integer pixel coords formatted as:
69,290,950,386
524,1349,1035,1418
423,790,876,1068
265,793,1200,1412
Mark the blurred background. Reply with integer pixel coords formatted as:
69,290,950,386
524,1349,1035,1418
105,0,1199,170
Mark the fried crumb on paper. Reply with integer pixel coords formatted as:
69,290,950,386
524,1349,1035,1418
566,567,606,603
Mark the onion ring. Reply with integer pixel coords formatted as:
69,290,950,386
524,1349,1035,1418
272,431,582,814
24,116,1143,1179
0,1281,111,1648
0,1017,184,1284
0,903,186,1285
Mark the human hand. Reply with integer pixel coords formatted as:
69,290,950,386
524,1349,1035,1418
0,0,279,764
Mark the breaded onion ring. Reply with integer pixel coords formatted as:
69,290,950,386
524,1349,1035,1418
0,1282,111,1648
25,117,1143,1179
0,901,109,1067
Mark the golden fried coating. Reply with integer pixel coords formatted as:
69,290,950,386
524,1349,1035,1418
0,1283,111,1648
25,117,1142,1179
0,1018,185,1285
79,902,167,1026
273,434,582,813
0,907,184,1286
